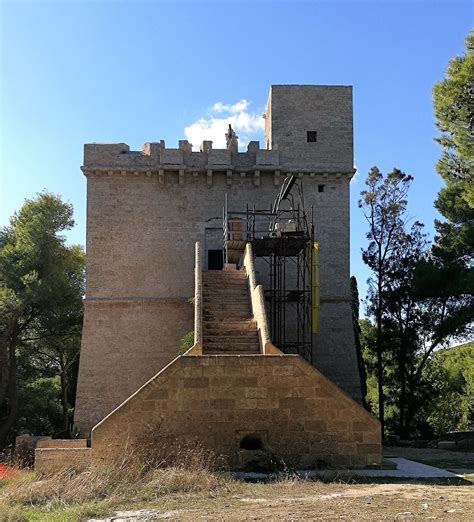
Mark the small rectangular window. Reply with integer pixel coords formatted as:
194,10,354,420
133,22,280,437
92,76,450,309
318,184,325,193
307,131,317,142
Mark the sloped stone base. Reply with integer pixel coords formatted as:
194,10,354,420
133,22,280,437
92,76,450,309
91,354,381,469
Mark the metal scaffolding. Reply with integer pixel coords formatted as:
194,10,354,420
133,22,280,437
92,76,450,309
223,176,316,363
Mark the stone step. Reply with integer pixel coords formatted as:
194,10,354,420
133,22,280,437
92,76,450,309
204,271,246,275
203,319,256,326
204,344,260,349
203,276,247,280
203,299,250,304
204,341,259,346
202,310,251,320
203,290,248,295
203,297,250,303
204,290,248,295
204,326,257,333
204,306,251,312
203,283,247,287
204,349,260,355
204,333,258,340
203,275,247,280
204,303,251,309
204,326,258,332
203,285,248,290
204,332,259,339
204,276,246,279
202,292,250,303
204,304,250,310
204,331,258,338
204,346,260,352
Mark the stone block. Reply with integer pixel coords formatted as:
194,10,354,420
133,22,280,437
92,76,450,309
160,149,183,164
208,150,231,165
256,150,279,166
183,377,209,388
356,443,380,455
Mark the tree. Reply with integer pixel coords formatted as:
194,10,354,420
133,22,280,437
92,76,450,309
360,215,472,437
359,167,413,436
382,221,428,437
350,276,367,406
433,31,474,262
421,343,473,435
0,192,84,444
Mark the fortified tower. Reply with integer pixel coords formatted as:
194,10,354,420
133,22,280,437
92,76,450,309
74,85,361,436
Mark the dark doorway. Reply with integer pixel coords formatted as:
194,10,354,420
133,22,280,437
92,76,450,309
208,249,223,270
240,434,264,450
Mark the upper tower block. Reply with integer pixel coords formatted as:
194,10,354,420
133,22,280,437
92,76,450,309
264,85,353,172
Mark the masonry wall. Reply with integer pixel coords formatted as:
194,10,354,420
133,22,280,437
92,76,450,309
74,301,191,434
92,355,381,469
74,169,360,435
267,85,353,170
74,85,362,436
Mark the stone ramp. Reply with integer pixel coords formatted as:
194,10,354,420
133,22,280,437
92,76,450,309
202,270,260,355
91,355,381,470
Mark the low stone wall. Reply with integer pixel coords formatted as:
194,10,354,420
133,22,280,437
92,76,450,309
35,448,92,475
243,243,270,354
36,439,88,449
92,354,381,469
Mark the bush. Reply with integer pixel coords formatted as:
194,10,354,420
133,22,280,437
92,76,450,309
179,331,195,354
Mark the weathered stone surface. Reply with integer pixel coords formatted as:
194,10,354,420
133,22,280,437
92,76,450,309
92,355,381,469
74,84,361,437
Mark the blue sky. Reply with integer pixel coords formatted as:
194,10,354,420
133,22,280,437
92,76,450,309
1,0,472,304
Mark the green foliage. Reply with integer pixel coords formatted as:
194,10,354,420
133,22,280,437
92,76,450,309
359,167,472,437
362,321,474,437
179,331,195,355
16,377,63,436
359,166,414,433
417,343,473,435
432,31,474,262
0,192,85,445
350,277,367,406
433,31,473,186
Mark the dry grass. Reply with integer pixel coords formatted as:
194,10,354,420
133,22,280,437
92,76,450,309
1,440,473,521
2,467,474,521
0,464,238,521
0,433,238,521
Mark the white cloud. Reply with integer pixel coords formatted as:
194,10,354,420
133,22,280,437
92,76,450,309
184,99,265,151
212,100,249,113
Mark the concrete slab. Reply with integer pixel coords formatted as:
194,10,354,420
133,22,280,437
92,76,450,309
232,458,464,481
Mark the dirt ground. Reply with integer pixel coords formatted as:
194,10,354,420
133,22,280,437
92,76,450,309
93,480,474,521
91,448,474,521
2,446,473,521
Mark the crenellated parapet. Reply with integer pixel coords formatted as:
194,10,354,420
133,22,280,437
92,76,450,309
84,140,278,170
82,139,355,184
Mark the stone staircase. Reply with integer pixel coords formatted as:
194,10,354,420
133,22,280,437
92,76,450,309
202,270,261,355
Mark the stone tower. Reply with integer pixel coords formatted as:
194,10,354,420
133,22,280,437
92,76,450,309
74,85,361,436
